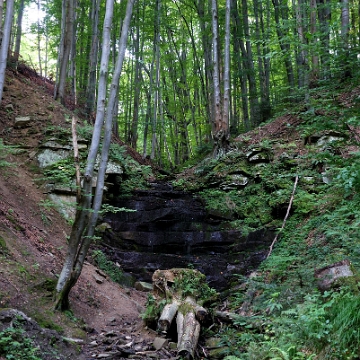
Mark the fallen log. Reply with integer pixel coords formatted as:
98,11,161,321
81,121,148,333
184,296,208,322
157,300,180,334
177,309,201,359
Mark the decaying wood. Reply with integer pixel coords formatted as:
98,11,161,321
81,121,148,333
184,296,208,322
158,300,180,333
215,310,240,323
177,309,201,359
267,175,299,259
151,268,211,358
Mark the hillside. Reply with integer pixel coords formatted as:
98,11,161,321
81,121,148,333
2,65,360,359
0,69,155,359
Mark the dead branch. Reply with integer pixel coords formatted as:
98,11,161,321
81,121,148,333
266,175,299,259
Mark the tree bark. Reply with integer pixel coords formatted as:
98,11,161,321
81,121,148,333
14,0,25,63
158,300,180,334
55,0,75,105
0,0,14,104
177,310,201,359
54,0,136,311
54,0,115,310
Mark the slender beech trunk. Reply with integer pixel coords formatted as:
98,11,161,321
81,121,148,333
55,0,75,105
295,0,310,105
0,0,14,103
310,0,318,80
37,0,43,76
150,0,161,160
54,0,115,310
195,0,213,131
55,0,136,311
85,0,100,118
0,0,4,43
129,2,143,149
231,0,249,131
14,0,25,63
223,0,230,136
316,0,331,78
272,0,295,96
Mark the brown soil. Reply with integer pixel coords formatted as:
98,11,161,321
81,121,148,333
0,68,157,359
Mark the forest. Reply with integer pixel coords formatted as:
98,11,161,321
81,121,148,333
1,0,356,167
1,0,360,359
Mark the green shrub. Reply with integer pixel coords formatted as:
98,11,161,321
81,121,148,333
91,250,124,284
0,327,41,360
0,139,15,169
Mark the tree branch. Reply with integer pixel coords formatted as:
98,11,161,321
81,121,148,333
266,175,299,259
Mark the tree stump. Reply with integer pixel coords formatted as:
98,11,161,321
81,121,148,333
147,268,216,359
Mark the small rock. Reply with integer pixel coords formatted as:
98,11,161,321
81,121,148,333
5,103,14,110
315,259,354,291
134,281,153,292
14,116,32,128
95,269,108,278
93,274,104,284
107,317,117,325
104,331,117,337
153,337,168,350
134,344,143,351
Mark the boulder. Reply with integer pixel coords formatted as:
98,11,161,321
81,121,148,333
315,259,354,291
14,116,32,128
37,148,70,168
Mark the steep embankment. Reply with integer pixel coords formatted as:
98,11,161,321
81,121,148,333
0,69,154,359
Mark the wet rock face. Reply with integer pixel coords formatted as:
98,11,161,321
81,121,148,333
102,183,274,290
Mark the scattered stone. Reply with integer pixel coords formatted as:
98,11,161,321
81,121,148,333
220,174,249,190
41,139,72,150
134,281,153,292
62,337,85,344
315,259,354,291
153,337,168,350
96,269,108,278
96,354,112,358
37,148,70,168
103,330,116,337
93,274,104,284
5,103,14,111
14,116,32,128
106,317,117,325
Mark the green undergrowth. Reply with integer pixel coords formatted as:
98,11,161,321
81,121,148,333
212,151,360,357
0,139,16,169
168,84,360,358
91,249,124,284
0,326,41,360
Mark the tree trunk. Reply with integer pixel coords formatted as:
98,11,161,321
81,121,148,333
272,0,295,95
55,0,75,105
13,0,25,63
0,0,14,104
316,0,331,78
150,0,161,160
85,0,100,118
54,0,115,310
